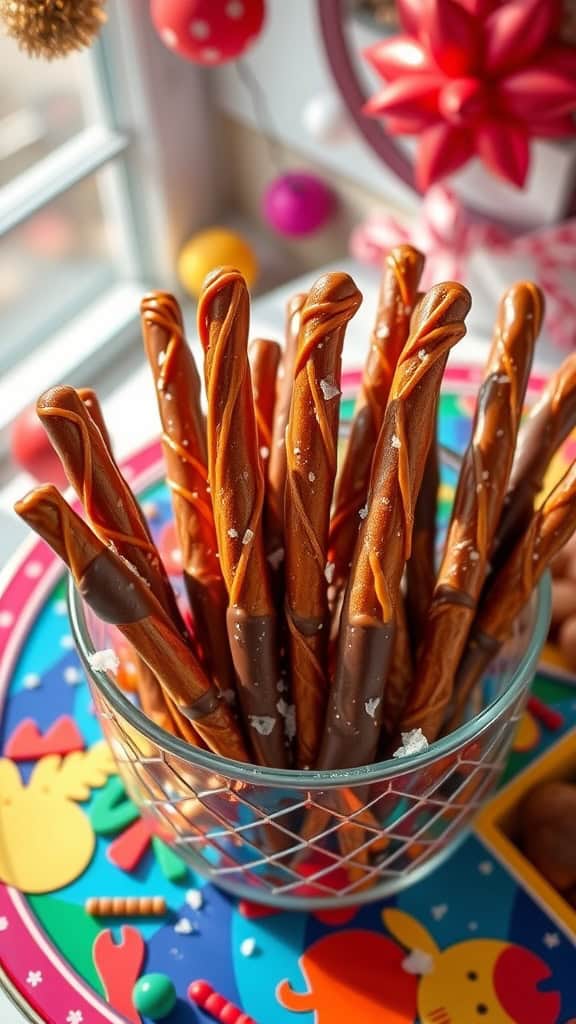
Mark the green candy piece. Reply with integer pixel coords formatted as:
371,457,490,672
133,973,177,1020
90,776,139,835
151,836,188,883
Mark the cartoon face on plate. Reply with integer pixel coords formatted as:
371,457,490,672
277,909,562,1024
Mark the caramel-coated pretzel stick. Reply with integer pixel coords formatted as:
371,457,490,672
399,282,543,744
140,292,236,698
491,351,576,569
329,245,424,588
42,384,193,741
284,272,362,768
15,486,249,762
198,267,289,768
447,456,576,731
37,385,185,634
317,282,470,771
249,337,282,472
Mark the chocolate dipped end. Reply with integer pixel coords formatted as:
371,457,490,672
317,621,394,770
227,607,289,768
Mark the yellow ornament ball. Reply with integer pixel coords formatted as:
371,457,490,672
177,228,258,298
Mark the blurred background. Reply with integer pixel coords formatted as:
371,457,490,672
0,0,575,484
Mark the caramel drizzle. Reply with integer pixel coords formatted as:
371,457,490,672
198,269,266,608
38,405,157,557
142,296,215,543
286,292,358,585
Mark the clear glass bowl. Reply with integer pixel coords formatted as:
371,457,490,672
68,454,551,910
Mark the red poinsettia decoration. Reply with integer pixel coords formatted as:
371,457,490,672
364,0,576,190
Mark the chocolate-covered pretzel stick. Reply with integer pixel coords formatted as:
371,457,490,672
37,385,184,633
329,245,424,586
198,267,288,768
267,293,307,560
400,282,542,743
284,273,362,768
318,283,470,771
448,457,576,730
492,350,576,568
77,388,112,449
140,292,236,696
249,338,281,472
15,486,249,761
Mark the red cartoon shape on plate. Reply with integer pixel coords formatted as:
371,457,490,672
276,929,417,1023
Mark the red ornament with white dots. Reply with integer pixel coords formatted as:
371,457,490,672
151,0,265,65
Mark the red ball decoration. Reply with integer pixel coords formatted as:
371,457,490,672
151,0,265,65
11,405,68,489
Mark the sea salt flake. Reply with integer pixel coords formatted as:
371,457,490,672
227,528,239,539
469,550,480,561
260,446,270,459
249,715,276,736
88,649,119,674
393,728,429,758
157,350,166,367
242,529,254,545
418,349,427,361
284,704,296,741
293,447,301,456
174,918,195,935
308,471,316,482
358,504,368,520
185,888,204,911
365,697,381,718
391,434,402,449
267,547,284,570
381,496,391,506
324,562,335,584
319,379,340,401
376,325,390,340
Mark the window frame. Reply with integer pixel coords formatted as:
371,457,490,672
0,0,221,455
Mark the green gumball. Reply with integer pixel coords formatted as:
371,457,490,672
132,973,177,1020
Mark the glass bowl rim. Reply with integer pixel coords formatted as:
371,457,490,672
68,569,551,790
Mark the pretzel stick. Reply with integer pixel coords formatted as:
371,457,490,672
36,385,184,632
40,384,192,739
15,486,249,761
318,283,470,770
284,272,362,768
492,350,576,569
198,267,288,768
267,293,307,558
447,457,576,730
140,292,236,697
77,388,112,449
399,282,542,743
249,337,282,471
329,245,424,587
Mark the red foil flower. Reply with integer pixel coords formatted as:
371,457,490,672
364,0,576,189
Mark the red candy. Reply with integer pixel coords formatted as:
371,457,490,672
188,980,256,1024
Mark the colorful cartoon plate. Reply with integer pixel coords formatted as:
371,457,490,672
0,375,575,1024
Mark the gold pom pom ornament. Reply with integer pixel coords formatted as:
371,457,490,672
0,0,107,60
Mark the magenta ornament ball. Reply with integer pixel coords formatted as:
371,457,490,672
151,0,265,65
263,172,336,237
